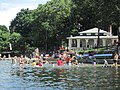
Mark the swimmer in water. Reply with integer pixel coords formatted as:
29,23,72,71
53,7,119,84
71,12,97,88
103,59,109,67
32,60,36,67
19,55,24,68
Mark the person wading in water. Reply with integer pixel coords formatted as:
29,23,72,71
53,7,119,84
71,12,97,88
113,51,119,67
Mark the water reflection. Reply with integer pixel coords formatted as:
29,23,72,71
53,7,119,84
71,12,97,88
113,66,119,89
1,60,120,90
16,67,119,90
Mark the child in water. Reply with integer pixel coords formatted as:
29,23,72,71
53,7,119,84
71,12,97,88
32,60,36,67
103,59,109,67
19,55,23,67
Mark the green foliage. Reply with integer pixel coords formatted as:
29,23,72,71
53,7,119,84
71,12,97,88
0,25,10,50
10,32,21,44
9,0,120,52
78,51,84,54
0,25,21,51
10,0,72,51
0,25,8,32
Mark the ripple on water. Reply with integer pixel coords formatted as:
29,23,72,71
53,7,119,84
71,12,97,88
0,60,120,90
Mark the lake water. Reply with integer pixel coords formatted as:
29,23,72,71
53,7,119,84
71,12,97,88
0,60,120,90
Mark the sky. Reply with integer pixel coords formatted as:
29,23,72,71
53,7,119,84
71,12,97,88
0,0,51,28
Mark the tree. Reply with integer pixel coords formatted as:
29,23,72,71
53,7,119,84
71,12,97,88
10,32,21,50
10,0,120,52
70,0,120,48
9,0,73,51
0,25,10,50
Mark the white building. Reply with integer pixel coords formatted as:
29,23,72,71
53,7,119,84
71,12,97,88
67,27,118,51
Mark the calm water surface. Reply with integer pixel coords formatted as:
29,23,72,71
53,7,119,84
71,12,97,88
0,60,120,90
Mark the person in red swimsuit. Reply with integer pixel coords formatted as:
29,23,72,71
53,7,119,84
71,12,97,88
57,58,63,66
65,56,70,65
38,61,43,67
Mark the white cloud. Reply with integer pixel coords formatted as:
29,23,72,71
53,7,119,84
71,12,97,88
0,0,51,28
0,3,10,11
0,5,37,28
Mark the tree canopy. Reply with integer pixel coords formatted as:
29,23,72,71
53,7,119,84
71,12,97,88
0,25,21,51
8,0,120,52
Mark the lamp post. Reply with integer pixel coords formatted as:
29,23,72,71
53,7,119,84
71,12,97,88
97,28,100,49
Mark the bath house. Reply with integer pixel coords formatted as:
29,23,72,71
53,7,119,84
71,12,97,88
67,27,118,51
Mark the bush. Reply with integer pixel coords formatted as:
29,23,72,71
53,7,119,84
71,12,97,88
78,51,84,54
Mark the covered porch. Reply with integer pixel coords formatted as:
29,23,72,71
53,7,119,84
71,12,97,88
67,28,118,51
67,36,118,51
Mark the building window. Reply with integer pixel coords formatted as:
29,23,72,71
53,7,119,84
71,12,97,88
103,33,107,36
91,33,95,36
95,33,98,35
87,33,91,35
99,33,104,36
83,33,86,36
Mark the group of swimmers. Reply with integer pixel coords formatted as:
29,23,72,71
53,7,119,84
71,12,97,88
10,51,84,68
0,50,119,69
